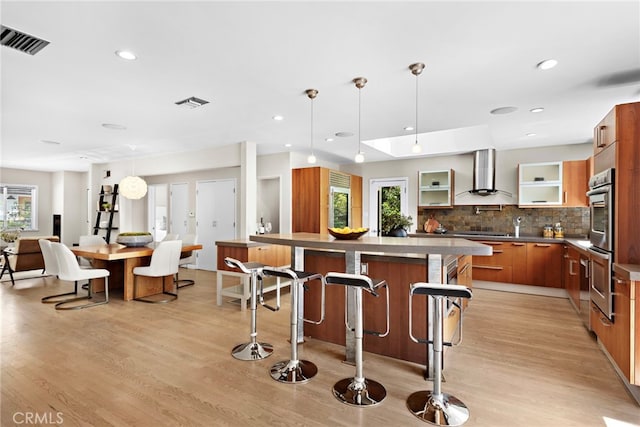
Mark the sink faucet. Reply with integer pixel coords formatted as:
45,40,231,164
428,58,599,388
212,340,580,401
514,216,522,238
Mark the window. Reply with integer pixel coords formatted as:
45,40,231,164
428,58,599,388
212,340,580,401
1,184,38,231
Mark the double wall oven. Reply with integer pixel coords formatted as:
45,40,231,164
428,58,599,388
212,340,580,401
586,168,614,321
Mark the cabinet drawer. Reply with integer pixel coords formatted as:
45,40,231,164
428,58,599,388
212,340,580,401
472,264,512,283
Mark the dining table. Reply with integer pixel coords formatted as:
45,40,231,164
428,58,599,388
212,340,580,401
71,242,203,301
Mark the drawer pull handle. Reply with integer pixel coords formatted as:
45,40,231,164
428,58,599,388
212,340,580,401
473,265,503,271
535,244,551,247
493,250,504,254
459,263,471,275
512,243,525,246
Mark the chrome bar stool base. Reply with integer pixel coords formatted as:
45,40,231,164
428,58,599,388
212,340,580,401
333,377,386,407
407,390,470,426
270,359,318,384
231,341,273,361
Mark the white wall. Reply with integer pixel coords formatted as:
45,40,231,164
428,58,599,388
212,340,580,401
340,143,593,232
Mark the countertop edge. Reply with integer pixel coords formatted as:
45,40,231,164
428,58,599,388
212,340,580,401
613,263,640,281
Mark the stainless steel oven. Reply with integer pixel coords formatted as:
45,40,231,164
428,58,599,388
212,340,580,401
588,246,613,321
586,168,614,321
587,168,614,252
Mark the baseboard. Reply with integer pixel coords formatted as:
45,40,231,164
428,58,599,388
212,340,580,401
473,280,568,299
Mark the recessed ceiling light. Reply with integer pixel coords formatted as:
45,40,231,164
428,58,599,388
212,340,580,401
526,133,537,137
404,126,414,131
115,50,137,60
102,123,127,130
530,107,545,113
41,140,61,145
325,138,334,142
79,156,89,159
284,143,292,147
273,115,284,121
536,59,558,70
335,131,354,137
490,106,518,115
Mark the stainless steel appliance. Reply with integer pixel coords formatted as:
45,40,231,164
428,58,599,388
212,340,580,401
587,168,614,321
587,168,614,252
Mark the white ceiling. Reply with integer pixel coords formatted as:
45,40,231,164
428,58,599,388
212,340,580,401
1,1,639,173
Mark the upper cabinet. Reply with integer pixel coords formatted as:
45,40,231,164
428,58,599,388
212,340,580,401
519,160,588,207
418,169,454,208
518,162,563,207
562,160,589,207
593,106,617,155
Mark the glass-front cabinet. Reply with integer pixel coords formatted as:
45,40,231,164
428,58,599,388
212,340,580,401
518,162,563,207
418,169,454,208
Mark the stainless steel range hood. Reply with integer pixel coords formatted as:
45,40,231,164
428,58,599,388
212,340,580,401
470,148,498,196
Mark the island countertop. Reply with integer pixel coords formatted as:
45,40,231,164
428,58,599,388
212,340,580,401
250,232,492,256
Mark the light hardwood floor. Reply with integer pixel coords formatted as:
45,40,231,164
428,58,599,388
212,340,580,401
1,269,639,426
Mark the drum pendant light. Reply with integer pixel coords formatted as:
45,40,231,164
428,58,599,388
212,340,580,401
409,62,425,154
353,77,367,163
306,89,318,164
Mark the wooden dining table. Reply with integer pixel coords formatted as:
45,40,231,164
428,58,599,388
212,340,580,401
71,242,203,301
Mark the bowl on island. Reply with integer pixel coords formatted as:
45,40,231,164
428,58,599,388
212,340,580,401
116,232,153,247
327,227,369,240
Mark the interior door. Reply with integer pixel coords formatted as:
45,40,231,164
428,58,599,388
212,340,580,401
170,182,189,238
369,178,409,236
147,184,168,242
196,179,236,271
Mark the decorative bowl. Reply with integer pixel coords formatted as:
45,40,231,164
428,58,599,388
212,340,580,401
327,228,369,240
116,232,153,247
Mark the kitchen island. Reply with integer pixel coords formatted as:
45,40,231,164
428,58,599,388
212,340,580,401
250,233,491,369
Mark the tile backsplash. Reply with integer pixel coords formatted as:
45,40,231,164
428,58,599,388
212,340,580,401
417,205,589,237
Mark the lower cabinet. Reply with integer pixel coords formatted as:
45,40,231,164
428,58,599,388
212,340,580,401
591,274,636,385
472,240,562,287
564,245,581,309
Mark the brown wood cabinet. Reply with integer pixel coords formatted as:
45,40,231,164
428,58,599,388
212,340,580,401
526,242,562,288
564,245,580,309
593,106,617,154
472,241,513,283
590,274,636,385
472,240,562,287
458,255,472,309
291,167,362,233
216,242,290,272
562,160,588,207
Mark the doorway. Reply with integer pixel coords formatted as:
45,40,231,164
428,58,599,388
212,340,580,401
147,184,168,242
170,182,189,238
369,178,409,236
196,179,237,271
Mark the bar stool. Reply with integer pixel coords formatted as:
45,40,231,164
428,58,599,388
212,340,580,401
224,257,273,361
325,272,390,407
261,266,325,384
407,283,473,426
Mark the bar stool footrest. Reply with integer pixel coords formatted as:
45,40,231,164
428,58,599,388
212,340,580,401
231,341,273,361
407,390,470,426
332,377,386,407
270,359,318,384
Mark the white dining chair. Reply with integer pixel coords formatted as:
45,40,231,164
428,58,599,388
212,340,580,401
162,233,180,241
175,233,197,289
78,235,107,267
50,242,110,310
40,239,80,304
133,240,182,303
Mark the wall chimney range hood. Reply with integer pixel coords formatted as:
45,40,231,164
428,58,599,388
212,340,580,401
470,148,499,196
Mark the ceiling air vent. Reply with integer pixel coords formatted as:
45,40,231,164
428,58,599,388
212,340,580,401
1,25,50,55
175,96,209,109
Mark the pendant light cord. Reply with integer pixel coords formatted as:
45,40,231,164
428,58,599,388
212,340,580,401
358,87,362,154
415,73,419,144
310,97,314,155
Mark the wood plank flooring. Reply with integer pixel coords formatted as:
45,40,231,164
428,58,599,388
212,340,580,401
1,269,639,426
